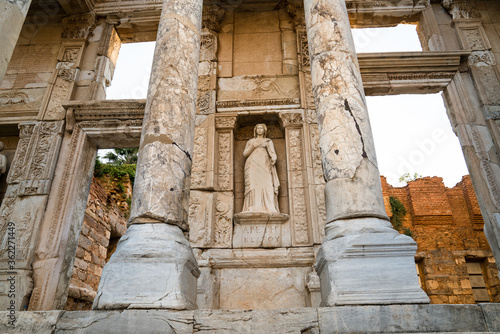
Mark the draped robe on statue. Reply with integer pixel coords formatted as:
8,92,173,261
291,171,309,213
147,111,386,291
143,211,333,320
242,137,280,213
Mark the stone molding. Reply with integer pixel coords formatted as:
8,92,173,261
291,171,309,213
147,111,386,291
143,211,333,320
199,247,315,269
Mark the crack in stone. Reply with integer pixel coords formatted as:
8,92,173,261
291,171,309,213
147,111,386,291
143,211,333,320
172,142,192,161
344,99,367,159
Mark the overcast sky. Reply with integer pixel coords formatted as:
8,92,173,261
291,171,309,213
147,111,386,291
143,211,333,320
105,25,468,188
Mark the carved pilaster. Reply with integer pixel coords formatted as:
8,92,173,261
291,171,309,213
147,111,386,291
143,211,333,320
443,72,500,272
192,115,215,189
39,45,84,120
215,116,236,191
0,120,64,310
285,124,311,245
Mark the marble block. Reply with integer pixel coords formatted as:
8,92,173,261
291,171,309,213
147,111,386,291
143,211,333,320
233,212,288,248
316,227,430,306
93,224,200,310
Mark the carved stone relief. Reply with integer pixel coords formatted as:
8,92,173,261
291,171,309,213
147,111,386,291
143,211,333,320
217,131,232,191
287,128,310,245
188,191,213,248
297,30,310,71
191,127,209,189
213,192,233,248
41,47,82,120
217,75,300,102
7,121,64,191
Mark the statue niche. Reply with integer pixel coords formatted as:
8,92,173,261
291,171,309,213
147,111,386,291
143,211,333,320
233,122,289,248
241,123,280,213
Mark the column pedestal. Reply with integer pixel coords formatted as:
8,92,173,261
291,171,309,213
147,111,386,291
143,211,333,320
317,219,429,306
93,224,199,309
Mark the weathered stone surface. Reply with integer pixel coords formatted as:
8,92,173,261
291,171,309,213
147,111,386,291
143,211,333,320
318,304,488,333
0,0,32,83
317,231,430,306
2,305,499,333
217,75,299,101
195,308,318,333
93,224,200,310
233,212,289,248
0,310,62,334
56,310,194,334
480,303,500,332
128,0,203,228
218,267,311,310
304,0,427,305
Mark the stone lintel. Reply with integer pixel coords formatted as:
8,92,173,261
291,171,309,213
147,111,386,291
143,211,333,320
1,304,499,333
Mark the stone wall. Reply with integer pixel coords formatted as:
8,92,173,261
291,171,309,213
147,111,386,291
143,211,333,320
65,176,127,311
381,176,500,304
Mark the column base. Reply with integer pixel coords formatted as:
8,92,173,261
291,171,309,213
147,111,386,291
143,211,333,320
93,224,200,310
316,230,430,306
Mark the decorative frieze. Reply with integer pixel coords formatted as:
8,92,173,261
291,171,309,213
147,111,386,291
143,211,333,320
217,98,300,110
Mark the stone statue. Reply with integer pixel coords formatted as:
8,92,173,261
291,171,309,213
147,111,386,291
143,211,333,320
242,124,280,213
0,141,7,175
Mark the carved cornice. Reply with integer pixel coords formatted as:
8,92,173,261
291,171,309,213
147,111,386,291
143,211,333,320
358,51,469,74
63,99,146,121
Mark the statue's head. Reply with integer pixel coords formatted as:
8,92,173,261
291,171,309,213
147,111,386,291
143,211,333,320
253,123,267,138
0,141,4,151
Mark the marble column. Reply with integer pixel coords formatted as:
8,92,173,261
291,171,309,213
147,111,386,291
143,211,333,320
0,0,31,83
304,0,429,305
93,0,202,310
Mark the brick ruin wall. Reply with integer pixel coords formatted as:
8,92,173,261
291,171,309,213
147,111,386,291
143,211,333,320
381,175,500,304
66,174,500,309
65,176,128,311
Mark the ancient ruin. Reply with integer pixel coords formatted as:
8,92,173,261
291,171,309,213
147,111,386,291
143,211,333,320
0,0,500,332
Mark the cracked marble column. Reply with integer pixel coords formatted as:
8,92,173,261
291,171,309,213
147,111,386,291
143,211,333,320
304,0,429,305
0,0,32,82
93,0,202,310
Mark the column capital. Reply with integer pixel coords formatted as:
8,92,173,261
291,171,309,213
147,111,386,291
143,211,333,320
442,0,481,21
202,5,225,33
62,12,96,39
